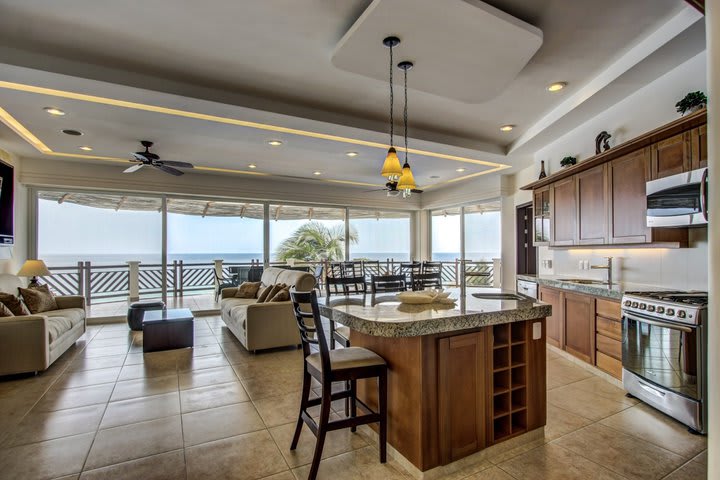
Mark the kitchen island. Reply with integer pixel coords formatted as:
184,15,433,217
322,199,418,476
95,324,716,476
318,289,551,474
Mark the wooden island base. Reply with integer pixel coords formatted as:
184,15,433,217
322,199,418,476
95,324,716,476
351,318,546,472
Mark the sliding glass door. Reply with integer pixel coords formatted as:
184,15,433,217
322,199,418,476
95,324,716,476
349,210,411,262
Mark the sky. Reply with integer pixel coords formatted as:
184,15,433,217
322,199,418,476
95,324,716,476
38,200,499,261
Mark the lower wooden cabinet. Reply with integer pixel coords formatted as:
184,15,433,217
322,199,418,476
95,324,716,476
539,287,563,348
540,286,623,379
438,331,486,464
563,292,595,364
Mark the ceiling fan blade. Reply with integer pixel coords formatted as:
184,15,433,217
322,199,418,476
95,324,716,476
159,160,194,169
153,164,184,176
123,164,144,173
363,188,389,193
411,189,424,194
132,152,151,162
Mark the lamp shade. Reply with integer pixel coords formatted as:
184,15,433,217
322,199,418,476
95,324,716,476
381,147,402,181
397,162,416,191
17,260,51,277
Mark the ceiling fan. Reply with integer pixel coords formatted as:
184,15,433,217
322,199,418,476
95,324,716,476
366,181,423,197
123,140,194,176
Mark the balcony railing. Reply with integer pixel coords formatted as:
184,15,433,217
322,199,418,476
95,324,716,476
41,258,500,305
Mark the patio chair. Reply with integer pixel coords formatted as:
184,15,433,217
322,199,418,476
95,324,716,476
214,270,240,302
422,261,442,274
370,274,407,294
411,272,442,291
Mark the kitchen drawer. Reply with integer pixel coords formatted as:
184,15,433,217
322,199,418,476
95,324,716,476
596,298,621,320
596,317,621,341
596,351,622,379
596,333,621,360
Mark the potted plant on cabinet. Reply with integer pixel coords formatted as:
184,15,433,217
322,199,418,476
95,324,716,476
675,91,707,116
560,156,577,168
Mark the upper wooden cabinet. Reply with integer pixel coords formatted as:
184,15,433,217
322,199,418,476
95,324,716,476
550,177,576,246
691,125,708,170
651,132,691,179
532,188,551,246
576,165,608,245
608,148,651,244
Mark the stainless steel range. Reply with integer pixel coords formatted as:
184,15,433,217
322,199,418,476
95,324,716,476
621,291,708,434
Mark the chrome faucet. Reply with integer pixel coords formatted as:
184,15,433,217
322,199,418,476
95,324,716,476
591,257,613,287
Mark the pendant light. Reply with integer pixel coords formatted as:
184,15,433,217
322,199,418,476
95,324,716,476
380,36,402,182
396,60,416,198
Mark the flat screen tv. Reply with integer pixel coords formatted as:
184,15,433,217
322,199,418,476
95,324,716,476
0,159,14,246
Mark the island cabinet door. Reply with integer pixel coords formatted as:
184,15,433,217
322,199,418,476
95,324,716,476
437,331,486,464
539,286,563,348
563,292,596,364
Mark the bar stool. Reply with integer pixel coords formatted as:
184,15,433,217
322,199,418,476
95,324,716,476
289,288,387,480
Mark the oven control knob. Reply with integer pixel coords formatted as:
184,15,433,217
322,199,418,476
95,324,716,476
677,310,686,318
639,303,647,310
666,308,675,316
624,300,632,307
631,302,639,308
656,307,665,314
647,305,655,312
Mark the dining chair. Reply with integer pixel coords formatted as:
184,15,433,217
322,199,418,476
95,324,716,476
370,274,407,294
422,261,442,274
289,288,387,480
411,272,442,291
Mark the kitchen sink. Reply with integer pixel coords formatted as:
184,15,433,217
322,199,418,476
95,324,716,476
472,292,528,301
556,278,608,285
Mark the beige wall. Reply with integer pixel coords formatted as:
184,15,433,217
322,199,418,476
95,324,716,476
0,147,27,274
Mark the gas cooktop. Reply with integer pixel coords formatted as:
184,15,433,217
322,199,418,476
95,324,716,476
624,291,708,307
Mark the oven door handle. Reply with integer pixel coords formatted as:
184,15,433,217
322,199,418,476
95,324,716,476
623,312,693,333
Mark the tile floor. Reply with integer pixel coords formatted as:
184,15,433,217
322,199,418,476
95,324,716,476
0,317,707,480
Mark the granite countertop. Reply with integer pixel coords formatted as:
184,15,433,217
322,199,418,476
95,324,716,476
516,274,671,300
318,288,551,338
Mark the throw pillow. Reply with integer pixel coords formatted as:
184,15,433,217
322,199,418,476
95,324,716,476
270,285,291,302
234,281,262,299
256,284,275,303
0,292,31,316
19,285,58,314
261,283,286,303
0,302,14,317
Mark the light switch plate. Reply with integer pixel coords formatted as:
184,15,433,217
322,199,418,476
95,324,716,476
532,322,542,340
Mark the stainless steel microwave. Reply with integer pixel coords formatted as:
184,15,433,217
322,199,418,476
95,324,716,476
647,168,708,227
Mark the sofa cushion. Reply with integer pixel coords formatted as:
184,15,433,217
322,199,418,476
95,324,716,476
235,281,261,299
270,285,290,302
260,283,285,303
0,292,30,316
220,297,256,319
260,267,315,292
256,284,274,302
0,302,13,317
44,308,85,327
19,285,58,314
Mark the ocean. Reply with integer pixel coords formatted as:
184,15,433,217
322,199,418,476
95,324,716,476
42,252,499,267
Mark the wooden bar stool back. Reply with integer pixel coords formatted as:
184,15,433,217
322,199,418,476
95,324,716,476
289,288,388,480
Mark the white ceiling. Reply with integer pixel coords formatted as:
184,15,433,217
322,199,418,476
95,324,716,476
0,0,705,192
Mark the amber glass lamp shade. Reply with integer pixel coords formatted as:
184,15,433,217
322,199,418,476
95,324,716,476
381,147,402,181
396,161,416,192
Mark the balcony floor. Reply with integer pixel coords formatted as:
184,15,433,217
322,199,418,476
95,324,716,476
87,293,220,320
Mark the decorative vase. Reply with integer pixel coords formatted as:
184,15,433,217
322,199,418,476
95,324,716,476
538,161,547,179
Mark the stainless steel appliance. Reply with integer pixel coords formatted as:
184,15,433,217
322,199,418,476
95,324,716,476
516,279,537,299
621,291,708,433
646,168,708,227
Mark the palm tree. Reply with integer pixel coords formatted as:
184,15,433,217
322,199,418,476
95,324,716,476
275,222,358,262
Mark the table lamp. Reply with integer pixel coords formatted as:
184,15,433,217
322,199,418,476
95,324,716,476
17,259,51,288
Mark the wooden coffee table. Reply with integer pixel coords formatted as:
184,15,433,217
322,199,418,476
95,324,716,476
142,308,194,353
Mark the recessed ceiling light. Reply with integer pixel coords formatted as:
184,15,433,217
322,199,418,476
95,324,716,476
78,146,93,151
346,152,359,157
248,164,257,169
456,168,466,172
547,82,567,92
313,171,322,176
61,129,83,136
429,175,440,179
43,107,65,116
267,140,283,146
500,125,514,132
